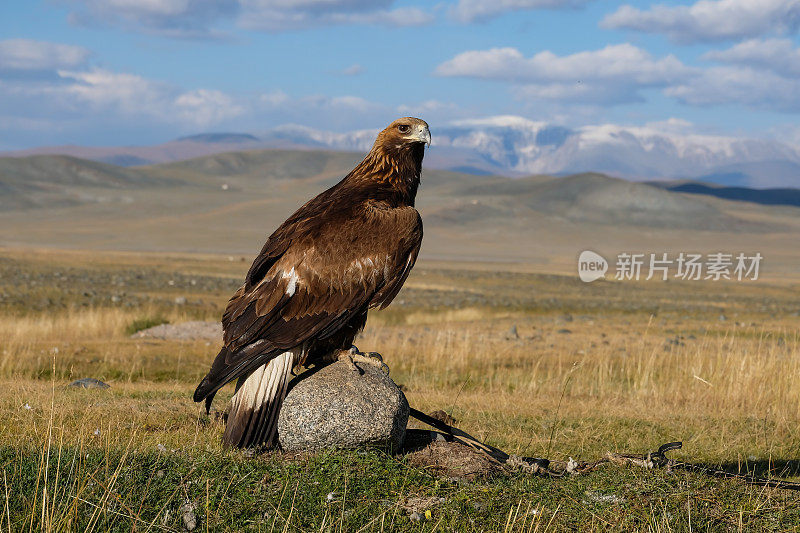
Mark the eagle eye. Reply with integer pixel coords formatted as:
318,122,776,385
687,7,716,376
397,124,411,134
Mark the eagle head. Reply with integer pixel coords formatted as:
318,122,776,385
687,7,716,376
354,117,431,203
377,117,431,150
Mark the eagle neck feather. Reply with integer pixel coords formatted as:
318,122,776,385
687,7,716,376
345,142,423,207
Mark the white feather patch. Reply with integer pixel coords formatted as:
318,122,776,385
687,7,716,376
282,267,299,296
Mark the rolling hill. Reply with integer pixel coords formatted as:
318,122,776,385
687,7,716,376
1,148,799,274
0,155,172,210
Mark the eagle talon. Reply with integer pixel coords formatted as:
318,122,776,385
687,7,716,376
347,346,383,362
362,351,383,363
336,350,363,373
351,353,390,376
335,347,389,374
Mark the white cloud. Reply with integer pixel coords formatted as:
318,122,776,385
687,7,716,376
31,68,246,125
397,100,459,115
54,68,177,116
237,1,432,31
339,64,364,76
0,39,90,70
175,89,245,125
255,91,385,116
259,90,290,106
661,38,800,112
435,44,691,84
512,81,643,104
602,0,800,43
66,0,238,39
435,44,693,104
329,95,379,109
450,0,590,23
54,69,168,114
666,66,800,112
64,0,432,36
704,38,800,77
0,52,453,146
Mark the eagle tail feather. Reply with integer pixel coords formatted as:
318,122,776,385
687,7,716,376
193,341,276,407
222,350,295,449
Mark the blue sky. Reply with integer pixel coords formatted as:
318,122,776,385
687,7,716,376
1,0,800,149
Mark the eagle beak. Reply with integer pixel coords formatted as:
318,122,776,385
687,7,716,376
411,124,431,147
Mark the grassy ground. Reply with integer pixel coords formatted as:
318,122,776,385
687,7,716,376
1,247,799,531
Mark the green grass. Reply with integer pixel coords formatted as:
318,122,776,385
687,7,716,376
4,446,799,532
125,316,170,336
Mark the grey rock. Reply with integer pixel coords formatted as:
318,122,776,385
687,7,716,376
131,320,222,341
278,360,408,452
403,429,449,451
69,378,110,389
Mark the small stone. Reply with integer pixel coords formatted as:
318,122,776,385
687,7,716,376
174,296,187,305
278,360,408,452
409,512,423,522
505,325,519,340
69,378,110,389
180,502,197,531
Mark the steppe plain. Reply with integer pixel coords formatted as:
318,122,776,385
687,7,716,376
1,149,799,531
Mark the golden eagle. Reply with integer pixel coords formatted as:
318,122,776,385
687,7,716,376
194,117,431,448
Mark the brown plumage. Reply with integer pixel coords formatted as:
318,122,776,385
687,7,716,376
193,117,430,448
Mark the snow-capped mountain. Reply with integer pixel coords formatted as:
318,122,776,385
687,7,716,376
259,116,800,187
3,116,799,188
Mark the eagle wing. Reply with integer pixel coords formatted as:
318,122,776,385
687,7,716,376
195,200,422,400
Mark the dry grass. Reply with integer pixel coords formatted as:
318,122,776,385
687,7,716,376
375,317,800,463
1,249,799,463
1,248,799,530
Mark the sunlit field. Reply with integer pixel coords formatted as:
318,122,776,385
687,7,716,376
2,247,799,531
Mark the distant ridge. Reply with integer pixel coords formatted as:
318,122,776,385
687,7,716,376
655,182,800,208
